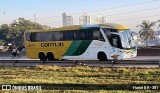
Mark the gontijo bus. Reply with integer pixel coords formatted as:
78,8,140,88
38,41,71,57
24,23,137,60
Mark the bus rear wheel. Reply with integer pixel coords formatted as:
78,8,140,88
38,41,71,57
47,52,54,60
98,52,107,61
39,52,47,61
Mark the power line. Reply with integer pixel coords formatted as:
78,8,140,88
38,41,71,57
106,7,160,17
70,0,160,15
111,14,160,22
38,7,160,25
28,0,160,21
41,13,160,26
1,0,160,26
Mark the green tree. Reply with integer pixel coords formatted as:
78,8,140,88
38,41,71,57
137,20,156,46
0,24,11,44
0,18,51,47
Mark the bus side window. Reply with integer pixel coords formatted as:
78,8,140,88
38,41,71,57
35,32,42,42
64,31,76,40
83,29,93,40
25,33,31,41
54,32,63,41
52,32,55,41
41,32,52,41
93,30,100,40
92,29,105,41
59,32,64,40
30,33,36,42
77,30,84,40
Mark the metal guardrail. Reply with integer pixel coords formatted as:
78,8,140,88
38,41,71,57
0,59,160,67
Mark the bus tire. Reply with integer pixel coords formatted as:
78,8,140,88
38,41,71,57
39,52,47,61
47,52,54,60
98,52,107,61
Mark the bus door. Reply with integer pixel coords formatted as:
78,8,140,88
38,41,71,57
108,34,123,58
102,28,123,59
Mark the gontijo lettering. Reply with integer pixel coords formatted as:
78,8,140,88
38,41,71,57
41,42,64,47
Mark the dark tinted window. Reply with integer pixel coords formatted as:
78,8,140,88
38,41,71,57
41,32,53,41
53,32,63,40
25,32,31,41
77,28,103,40
30,32,39,42
76,30,84,40
29,28,104,42
63,31,76,40
83,29,93,40
93,29,104,40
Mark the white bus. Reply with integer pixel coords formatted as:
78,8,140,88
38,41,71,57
24,23,137,60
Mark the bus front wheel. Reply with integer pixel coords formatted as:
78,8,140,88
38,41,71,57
98,52,107,61
39,52,47,61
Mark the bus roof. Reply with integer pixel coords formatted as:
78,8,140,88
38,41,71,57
28,23,129,32
99,23,129,30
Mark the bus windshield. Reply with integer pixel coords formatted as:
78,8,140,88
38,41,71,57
102,28,135,49
120,30,136,49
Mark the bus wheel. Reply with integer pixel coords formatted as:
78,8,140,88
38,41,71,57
98,52,107,61
47,52,54,60
39,52,47,61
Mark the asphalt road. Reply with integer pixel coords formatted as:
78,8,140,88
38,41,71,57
0,51,159,68
0,51,160,60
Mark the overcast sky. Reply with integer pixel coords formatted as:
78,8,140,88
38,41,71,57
0,0,160,32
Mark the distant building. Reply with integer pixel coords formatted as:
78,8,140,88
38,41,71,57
94,14,107,24
79,13,91,25
97,14,107,24
62,13,73,27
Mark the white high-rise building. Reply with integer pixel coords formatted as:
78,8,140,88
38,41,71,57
94,15,107,24
98,14,107,24
79,13,91,25
62,13,73,27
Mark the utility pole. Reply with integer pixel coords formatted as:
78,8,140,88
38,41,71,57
34,14,37,29
3,11,6,24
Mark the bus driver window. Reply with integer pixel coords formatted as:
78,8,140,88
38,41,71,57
112,35,122,48
112,37,118,47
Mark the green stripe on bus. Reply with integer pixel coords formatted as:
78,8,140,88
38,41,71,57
72,40,92,56
63,40,82,56
63,40,92,56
